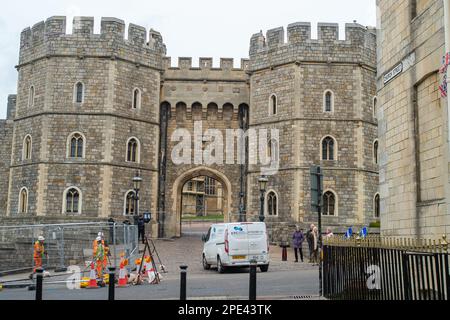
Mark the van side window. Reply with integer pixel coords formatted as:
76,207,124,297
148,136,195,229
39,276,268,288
205,228,211,242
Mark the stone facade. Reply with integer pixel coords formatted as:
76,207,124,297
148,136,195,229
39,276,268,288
0,16,378,240
247,23,379,239
377,0,450,238
0,95,15,215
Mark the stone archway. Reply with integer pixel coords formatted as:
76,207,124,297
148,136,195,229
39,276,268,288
170,166,232,237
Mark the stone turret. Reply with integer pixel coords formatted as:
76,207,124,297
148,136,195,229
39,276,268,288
19,16,167,69
249,22,377,72
10,16,165,218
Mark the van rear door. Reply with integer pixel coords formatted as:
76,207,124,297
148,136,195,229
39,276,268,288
246,223,268,259
227,224,249,260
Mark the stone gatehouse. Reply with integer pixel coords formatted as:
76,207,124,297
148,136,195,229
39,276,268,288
0,16,379,240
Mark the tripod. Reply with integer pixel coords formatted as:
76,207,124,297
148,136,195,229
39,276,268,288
136,236,164,284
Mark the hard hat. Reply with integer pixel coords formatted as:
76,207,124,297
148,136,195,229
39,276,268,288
38,236,45,241
98,232,104,237
96,236,102,241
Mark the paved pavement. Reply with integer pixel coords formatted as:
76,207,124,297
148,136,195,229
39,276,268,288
0,222,319,300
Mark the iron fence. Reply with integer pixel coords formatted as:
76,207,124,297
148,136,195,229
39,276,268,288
0,222,139,274
323,235,450,300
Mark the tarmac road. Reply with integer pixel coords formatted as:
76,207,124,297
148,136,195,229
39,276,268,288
0,268,319,300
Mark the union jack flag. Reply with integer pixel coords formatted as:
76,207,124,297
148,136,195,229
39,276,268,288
440,53,450,74
440,74,447,98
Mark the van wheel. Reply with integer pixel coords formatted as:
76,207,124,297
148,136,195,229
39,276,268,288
260,265,269,272
202,254,211,270
217,257,226,274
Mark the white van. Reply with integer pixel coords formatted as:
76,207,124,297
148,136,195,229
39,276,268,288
201,222,270,273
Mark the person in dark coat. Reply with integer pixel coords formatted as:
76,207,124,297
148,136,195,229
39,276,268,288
108,217,115,244
306,224,315,263
292,226,305,262
137,215,145,244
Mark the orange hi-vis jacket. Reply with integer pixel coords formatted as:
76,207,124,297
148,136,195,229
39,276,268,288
94,242,105,261
93,239,109,268
33,241,45,259
93,239,109,255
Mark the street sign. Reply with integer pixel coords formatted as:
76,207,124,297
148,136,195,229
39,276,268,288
310,166,323,212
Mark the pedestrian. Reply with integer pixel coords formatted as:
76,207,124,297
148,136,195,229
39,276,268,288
311,227,319,265
306,224,315,263
292,226,305,263
325,228,334,238
138,214,145,244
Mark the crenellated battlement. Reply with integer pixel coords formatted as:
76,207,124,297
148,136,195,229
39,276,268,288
162,57,250,82
18,16,167,69
164,57,249,71
249,22,376,71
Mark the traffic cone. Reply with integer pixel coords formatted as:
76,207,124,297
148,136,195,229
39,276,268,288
118,262,128,287
87,262,98,289
147,265,157,284
145,256,157,284
143,256,151,279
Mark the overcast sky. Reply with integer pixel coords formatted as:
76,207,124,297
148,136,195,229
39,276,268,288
0,0,376,118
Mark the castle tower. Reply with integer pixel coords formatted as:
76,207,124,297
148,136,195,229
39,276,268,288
7,16,166,220
247,22,379,239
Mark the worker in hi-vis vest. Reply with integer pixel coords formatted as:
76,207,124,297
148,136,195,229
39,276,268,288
33,236,47,272
94,236,105,278
93,232,110,270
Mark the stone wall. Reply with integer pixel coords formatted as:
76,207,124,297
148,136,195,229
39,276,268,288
0,95,15,216
376,0,450,238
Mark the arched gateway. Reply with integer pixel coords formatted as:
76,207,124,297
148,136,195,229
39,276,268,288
170,167,233,237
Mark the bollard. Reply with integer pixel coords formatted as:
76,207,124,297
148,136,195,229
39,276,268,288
35,268,43,301
249,260,257,300
108,267,116,301
180,265,188,300
282,246,288,261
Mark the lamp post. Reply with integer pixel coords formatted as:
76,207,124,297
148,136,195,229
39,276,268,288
258,175,268,222
132,171,142,219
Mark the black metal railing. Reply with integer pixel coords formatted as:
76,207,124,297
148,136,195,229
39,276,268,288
323,236,449,300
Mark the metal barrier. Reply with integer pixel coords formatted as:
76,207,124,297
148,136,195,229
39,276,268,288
0,222,138,275
323,235,449,300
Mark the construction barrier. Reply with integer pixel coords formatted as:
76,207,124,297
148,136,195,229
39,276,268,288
0,222,139,275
